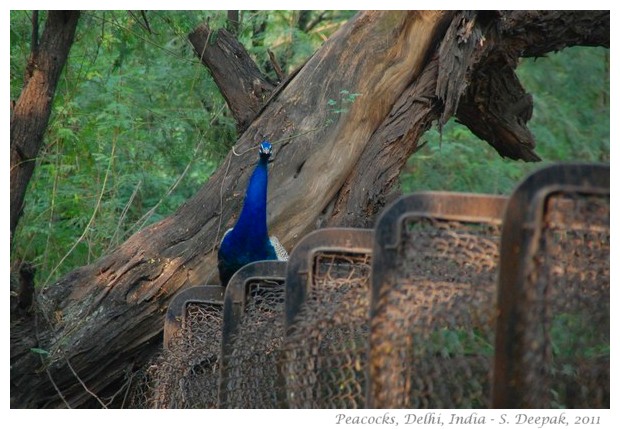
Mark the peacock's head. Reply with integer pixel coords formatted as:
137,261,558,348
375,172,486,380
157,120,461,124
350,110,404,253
259,141,272,160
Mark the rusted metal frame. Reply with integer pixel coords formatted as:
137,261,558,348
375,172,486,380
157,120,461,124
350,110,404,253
218,260,287,408
492,162,610,408
369,191,507,321
284,227,374,329
163,285,226,349
283,227,374,408
367,191,508,408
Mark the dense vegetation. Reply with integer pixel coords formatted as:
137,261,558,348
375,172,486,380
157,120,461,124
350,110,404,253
10,11,610,287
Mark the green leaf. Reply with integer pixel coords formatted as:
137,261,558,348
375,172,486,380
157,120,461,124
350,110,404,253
30,348,50,356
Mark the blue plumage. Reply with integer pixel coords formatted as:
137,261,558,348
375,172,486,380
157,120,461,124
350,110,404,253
217,141,286,287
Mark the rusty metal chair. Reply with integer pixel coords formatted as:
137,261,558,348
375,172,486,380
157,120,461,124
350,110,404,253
493,163,610,408
368,191,508,408
163,285,226,349
282,227,374,408
138,285,225,408
218,260,287,408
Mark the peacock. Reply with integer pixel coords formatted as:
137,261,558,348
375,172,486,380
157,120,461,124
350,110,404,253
217,141,288,287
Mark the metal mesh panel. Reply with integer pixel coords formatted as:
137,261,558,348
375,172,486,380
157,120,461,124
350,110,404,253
376,220,499,408
369,193,507,408
122,285,225,408
219,278,286,408
526,193,610,408
138,301,223,408
115,165,610,410
124,363,155,409
282,228,373,408
493,163,610,408
283,228,373,408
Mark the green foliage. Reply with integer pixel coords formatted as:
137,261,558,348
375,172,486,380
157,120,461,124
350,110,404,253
424,328,494,358
30,347,50,356
238,11,354,79
550,312,609,360
9,12,32,99
12,11,235,285
400,47,610,195
328,89,363,114
326,89,363,125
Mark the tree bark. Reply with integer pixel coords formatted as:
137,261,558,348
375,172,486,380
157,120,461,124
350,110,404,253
10,10,609,408
10,11,80,240
226,10,240,35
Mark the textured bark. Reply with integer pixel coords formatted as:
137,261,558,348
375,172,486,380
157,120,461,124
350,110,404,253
10,10,609,408
434,11,540,160
457,59,540,161
498,10,610,56
325,40,448,227
10,11,80,239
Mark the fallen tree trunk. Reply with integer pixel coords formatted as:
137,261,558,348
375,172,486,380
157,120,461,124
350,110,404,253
10,10,609,408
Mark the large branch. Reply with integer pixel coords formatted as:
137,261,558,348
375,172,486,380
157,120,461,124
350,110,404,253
438,12,539,160
317,9,609,225
188,22,275,133
437,10,609,161
457,58,540,161
327,10,595,227
499,10,610,57
434,11,540,160
10,11,80,239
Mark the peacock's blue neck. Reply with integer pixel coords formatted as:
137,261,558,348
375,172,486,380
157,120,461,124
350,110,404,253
218,145,278,286
230,156,270,244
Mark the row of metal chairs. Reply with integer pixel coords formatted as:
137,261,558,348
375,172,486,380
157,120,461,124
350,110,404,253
156,163,609,409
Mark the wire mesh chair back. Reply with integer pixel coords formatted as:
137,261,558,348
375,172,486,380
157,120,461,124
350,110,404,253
218,260,287,408
133,285,226,408
368,192,508,408
493,163,610,408
283,228,374,408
